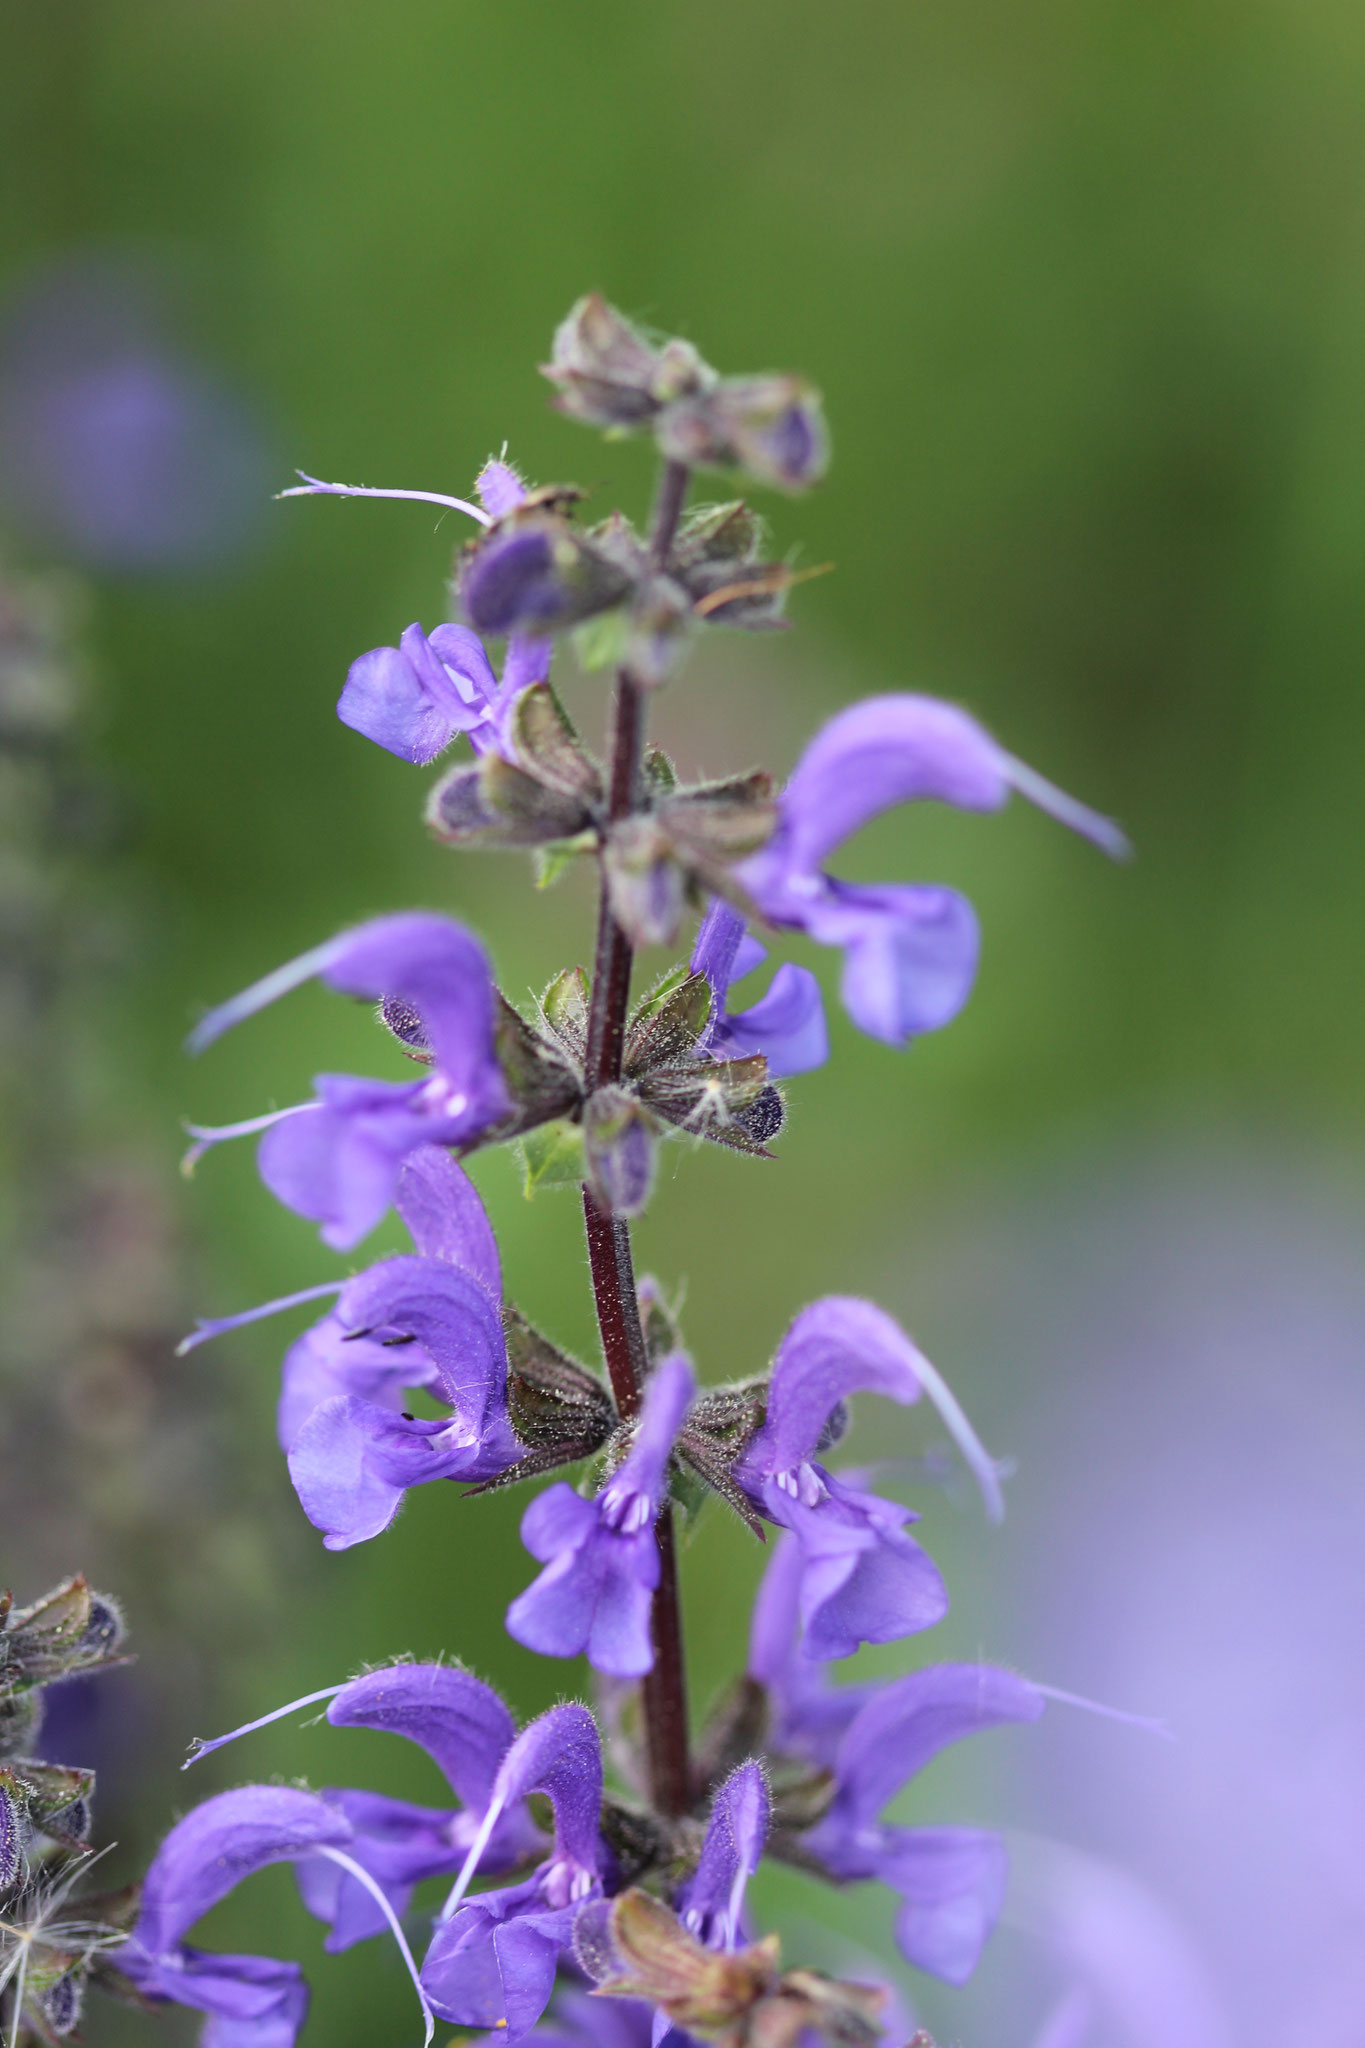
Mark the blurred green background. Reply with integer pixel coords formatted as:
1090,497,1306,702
3,0,1364,2040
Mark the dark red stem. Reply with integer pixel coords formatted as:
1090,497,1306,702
581,458,692,1816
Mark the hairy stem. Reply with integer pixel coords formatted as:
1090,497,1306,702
581,458,692,1816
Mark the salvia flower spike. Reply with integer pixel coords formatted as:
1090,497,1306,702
64,298,1146,2048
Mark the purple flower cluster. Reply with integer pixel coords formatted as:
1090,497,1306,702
123,299,1139,2048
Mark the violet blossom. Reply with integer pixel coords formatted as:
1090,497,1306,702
691,898,828,1076
176,1145,516,1547
506,1352,696,1679
189,1662,542,1953
337,459,552,765
185,911,508,1249
738,694,1128,1046
757,1556,1046,1984
421,1703,605,2039
118,1784,433,2048
733,1295,1005,1661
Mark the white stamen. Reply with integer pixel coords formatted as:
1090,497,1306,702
905,1346,1008,1525
278,472,490,528
438,1791,505,1923
314,1848,434,2047
415,1075,469,1120
176,1280,345,1357
183,1682,349,1768
180,1101,319,1175
600,1483,653,1535
774,1463,827,1508
724,1859,750,1951
1000,752,1131,862
1032,1682,1173,1741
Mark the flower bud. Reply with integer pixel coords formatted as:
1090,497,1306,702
543,295,715,428
603,815,688,949
583,1086,658,1218
459,509,634,636
659,376,828,494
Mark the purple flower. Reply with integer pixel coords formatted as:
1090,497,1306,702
421,1703,605,2040
733,1297,1004,1661
337,462,552,765
177,1147,514,1547
287,1240,521,1548
747,1531,880,1767
676,1760,769,1950
805,1666,1045,1983
185,913,509,1249
506,1352,696,1679
291,1663,543,1950
739,695,1128,1047
691,900,827,1077
118,1784,434,2048
747,1534,1045,1984
338,621,551,766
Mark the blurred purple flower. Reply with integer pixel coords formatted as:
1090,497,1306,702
0,255,271,573
739,696,1127,1047
185,912,508,1249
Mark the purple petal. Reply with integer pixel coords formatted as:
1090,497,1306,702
614,1351,695,1503
276,1312,434,1453
394,1145,501,1295
506,1488,658,1680
507,1357,693,1679
476,459,528,519
808,881,979,1045
337,623,491,766
189,913,505,1118
490,1703,603,1876
677,1760,769,1948
336,1255,510,1449
885,1827,1010,1985
286,1396,478,1549
764,694,1125,876
133,1786,352,1959
325,1664,515,1812
257,1081,428,1251
714,960,828,1077
832,1663,1045,1824
762,1471,949,1660
739,1296,1003,1521
747,1532,876,1763
426,621,500,699
422,1883,576,2040
309,914,504,1102
501,633,553,694
161,1952,308,2044
295,1789,454,1951
691,899,749,1002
